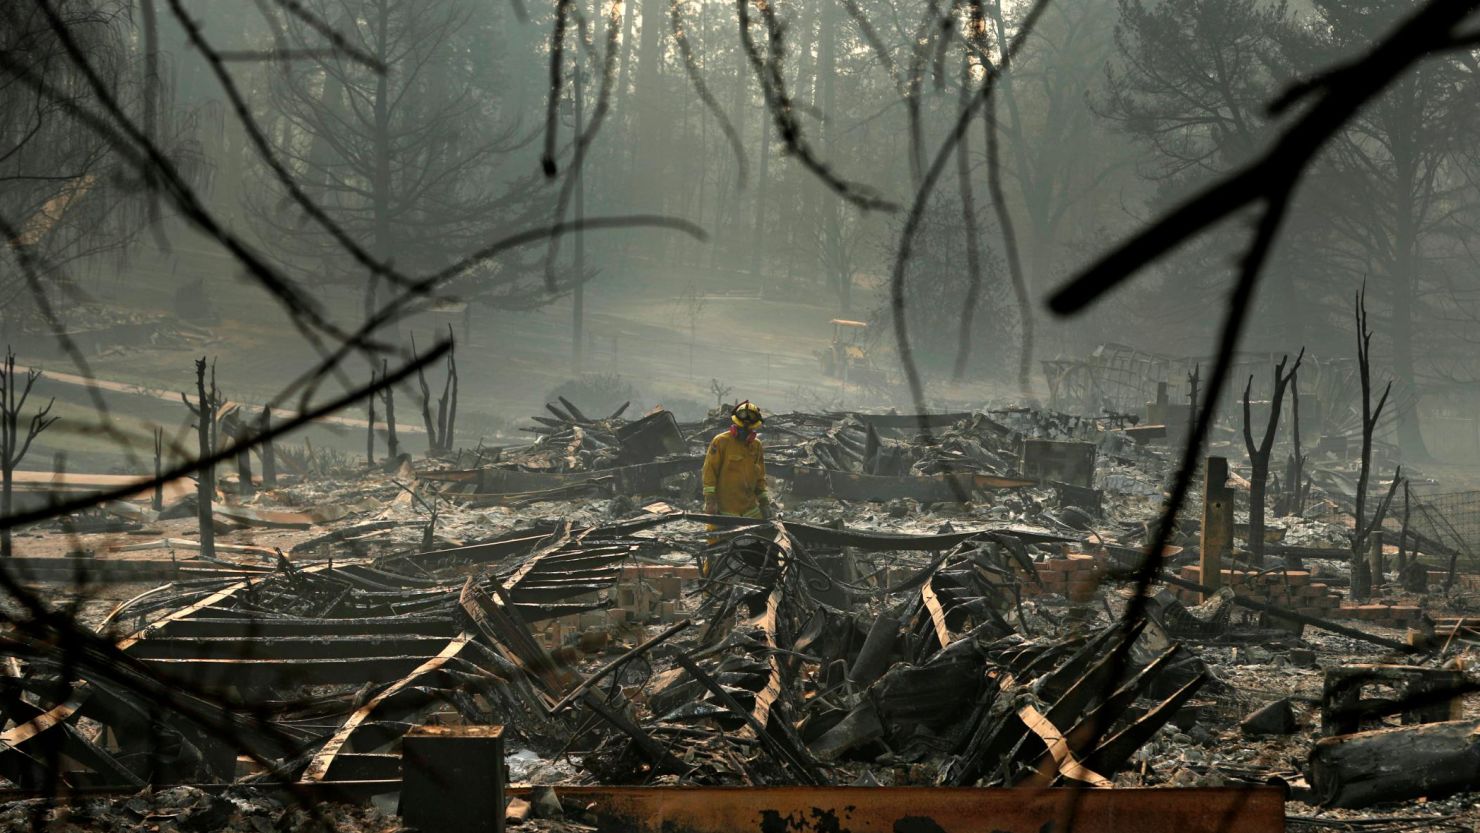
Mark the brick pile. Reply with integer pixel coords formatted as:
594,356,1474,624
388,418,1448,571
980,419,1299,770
1026,553,1105,603
1172,565,1343,618
1331,600,1425,630
1170,565,1427,629
1425,570,1480,593
1019,555,1429,628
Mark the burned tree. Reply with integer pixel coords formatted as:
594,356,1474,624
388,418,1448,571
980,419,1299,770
152,427,165,511
1278,367,1311,518
379,359,399,461
1241,349,1301,565
181,358,221,560
366,370,377,467
1351,288,1391,601
0,349,57,558
440,327,459,453
412,329,460,454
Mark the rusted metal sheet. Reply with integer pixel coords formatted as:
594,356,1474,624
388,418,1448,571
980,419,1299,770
545,786,1284,833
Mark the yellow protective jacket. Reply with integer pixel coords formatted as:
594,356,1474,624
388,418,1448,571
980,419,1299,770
702,430,768,518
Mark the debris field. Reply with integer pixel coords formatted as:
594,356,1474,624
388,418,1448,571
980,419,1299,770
3,398,1479,833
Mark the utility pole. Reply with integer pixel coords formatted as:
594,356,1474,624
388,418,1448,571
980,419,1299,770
1199,456,1233,602
572,65,585,374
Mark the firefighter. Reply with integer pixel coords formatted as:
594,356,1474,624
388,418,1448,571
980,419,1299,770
702,400,773,521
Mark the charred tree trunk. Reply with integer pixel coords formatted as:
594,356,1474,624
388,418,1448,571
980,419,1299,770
436,326,458,453
152,427,165,511
1242,351,1302,565
1280,371,1308,568
379,358,399,460
1352,287,1391,602
0,350,57,558
185,358,217,560
413,335,439,452
366,370,377,467
1310,719,1480,809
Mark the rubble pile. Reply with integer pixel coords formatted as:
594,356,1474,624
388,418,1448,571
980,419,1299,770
4,398,1480,831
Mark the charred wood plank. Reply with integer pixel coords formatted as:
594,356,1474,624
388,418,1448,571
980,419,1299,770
158,615,452,639
128,635,452,661
139,655,431,689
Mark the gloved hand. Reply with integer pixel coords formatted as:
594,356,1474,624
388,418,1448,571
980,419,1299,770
704,498,719,515
758,494,774,521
